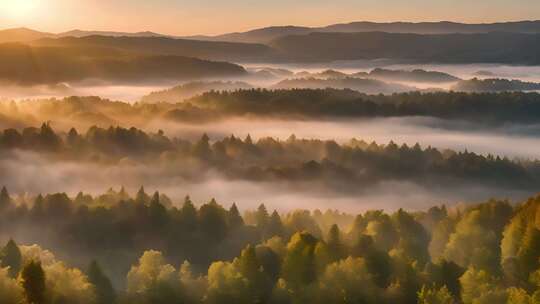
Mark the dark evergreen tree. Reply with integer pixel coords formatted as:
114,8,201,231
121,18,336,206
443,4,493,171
0,239,22,278
21,260,46,304
87,260,116,304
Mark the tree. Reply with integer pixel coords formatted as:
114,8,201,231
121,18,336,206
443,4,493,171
199,199,228,241
327,224,345,261
281,232,318,288
0,239,22,278
135,187,150,205
21,260,46,304
228,203,244,229
0,186,11,210
193,133,212,160
317,257,379,304
266,210,285,238
127,250,176,295
87,260,116,304
0,267,23,304
255,204,269,229
459,266,507,304
149,191,168,229
417,285,454,304
180,196,198,230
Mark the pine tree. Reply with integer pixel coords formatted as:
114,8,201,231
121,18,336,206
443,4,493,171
21,260,46,304
267,210,284,237
228,203,244,228
135,186,150,204
180,196,198,230
0,239,22,278
256,204,269,229
87,260,116,304
0,186,11,210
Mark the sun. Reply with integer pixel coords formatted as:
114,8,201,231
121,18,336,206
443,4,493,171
1,0,40,20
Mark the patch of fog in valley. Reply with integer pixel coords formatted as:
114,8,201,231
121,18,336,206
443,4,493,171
0,150,533,213
2,63,540,102
147,116,540,160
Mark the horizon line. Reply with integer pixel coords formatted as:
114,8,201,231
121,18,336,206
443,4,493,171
2,18,540,38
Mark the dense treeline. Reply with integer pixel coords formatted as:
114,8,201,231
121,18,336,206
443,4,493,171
188,89,540,123
4,90,540,127
1,124,538,192
451,78,540,93
1,188,540,303
271,77,414,94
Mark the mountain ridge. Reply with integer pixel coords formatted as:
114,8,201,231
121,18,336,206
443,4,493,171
2,20,540,44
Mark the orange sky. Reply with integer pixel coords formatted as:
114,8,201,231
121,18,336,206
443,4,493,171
0,0,539,35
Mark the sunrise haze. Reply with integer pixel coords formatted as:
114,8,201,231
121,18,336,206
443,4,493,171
0,0,539,35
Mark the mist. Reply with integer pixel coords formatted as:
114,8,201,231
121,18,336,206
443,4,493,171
0,149,534,214
146,116,540,160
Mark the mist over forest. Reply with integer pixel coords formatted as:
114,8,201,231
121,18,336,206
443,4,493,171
1,10,540,304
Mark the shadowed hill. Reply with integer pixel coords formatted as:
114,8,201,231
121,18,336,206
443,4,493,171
0,27,54,43
270,31,540,64
0,43,247,85
32,35,276,62
200,20,540,43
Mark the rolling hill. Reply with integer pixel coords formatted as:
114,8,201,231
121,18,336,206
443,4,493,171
270,31,540,64
199,20,540,43
0,43,247,85
32,35,276,62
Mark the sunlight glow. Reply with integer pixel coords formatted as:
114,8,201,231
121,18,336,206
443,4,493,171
1,0,40,20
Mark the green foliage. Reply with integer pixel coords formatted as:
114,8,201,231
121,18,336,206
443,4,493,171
417,285,454,304
317,257,379,304
281,232,318,288
0,266,24,304
459,267,507,304
501,196,540,287
0,189,538,304
444,200,513,273
418,286,455,304
1,123,538,193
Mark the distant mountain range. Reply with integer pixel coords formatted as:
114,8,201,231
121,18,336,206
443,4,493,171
1,20,540,69
0,27,171,43
191,20,540,43
270,31,540,64
3,20,540,44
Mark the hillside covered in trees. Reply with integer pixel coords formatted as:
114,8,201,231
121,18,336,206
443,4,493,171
0,188,540,304
4,90,540,129
0,43,247,85
0,124,538,194
185,89,540,124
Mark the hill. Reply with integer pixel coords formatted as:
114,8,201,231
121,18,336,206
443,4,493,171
57,29,170,38
270,31,540,64
0,27,53,43
32,35,276,62
0,43,247,85
203,20,540,43
141,81,254,103
452,78,540,92
272,77,415,94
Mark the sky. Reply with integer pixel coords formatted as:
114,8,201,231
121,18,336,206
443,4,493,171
0,0,539,36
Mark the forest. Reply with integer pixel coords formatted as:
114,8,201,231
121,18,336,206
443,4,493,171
1,6,540,304
0,187,539,304
0,124,538,193
4,90,540,130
